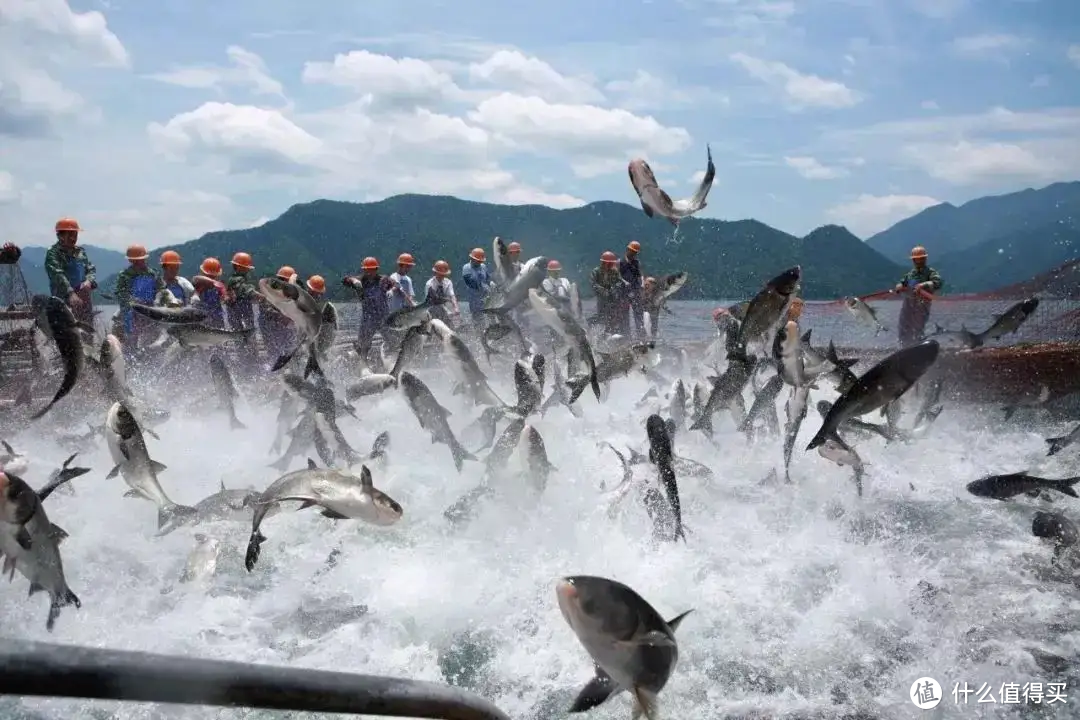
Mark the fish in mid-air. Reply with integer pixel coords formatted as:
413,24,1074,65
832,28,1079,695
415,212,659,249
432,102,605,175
629,146,715,225
556,575,692,719
844,296,887,335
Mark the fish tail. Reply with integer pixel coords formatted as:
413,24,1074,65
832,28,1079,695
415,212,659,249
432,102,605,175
589,364,601,402
566,375,588,404
1047,437,1067,456
230,412,247,430
1051,478,1080,498
450,438,477,473
805,430,828,451
46,587,81,632
245,530,267,572
158,503,199,532
303,344,323,379
689,412,713,435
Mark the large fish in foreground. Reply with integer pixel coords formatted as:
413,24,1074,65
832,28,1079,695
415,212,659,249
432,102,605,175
0,471,81,631
556,575,692,719
646,413,685,542
735,267,801,353
806,340,940,451
428,319,503,407
629,145,715,225
166,324,255,349
30,297,85,421
129,303,207,325
483,256,548,312
566,342,658,405
969,297,1040,348
258,277,324,379
104,402,198,532
966,473,1080,500
398,371,477,472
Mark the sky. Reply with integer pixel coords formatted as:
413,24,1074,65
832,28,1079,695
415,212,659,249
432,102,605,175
1,0,1078,252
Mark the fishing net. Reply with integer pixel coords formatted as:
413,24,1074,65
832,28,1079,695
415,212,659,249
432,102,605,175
0,262,42,404
806,258,1080,343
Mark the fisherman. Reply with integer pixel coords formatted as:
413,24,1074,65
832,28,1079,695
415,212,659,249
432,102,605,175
425,260,460,327
540,260,572,306
388,253,416,313
506,241,523,282
343,256,398,362
225,252,259,332
0,243,21,264
893,245,943,346
114,244,166,355
259,266,299,358
157,250,194,306
620,240,646,340
305,275,338,350
461,247,492,331
44,217,97,325
591,250,627,337
191,257,228,329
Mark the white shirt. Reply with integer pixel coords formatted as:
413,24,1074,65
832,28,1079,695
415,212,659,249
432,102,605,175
387,272,414,311
425,276,455,302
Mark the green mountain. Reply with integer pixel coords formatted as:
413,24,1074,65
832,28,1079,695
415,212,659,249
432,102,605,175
867,181,1080,265
65,195,903,302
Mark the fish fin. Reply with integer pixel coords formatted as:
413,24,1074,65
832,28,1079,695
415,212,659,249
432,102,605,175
619,630,676,649
297,500,318,510
220,479,226,491
149,460,167,473
2,556,15,580
271,351,296,372
360,465,373,488
144,427,161,441
320,509,349,520
631,686,660,720
666,608,694,632
245,530,267,571
157,504,198,532
568,667,619,713
49,523,68,543
639,201,655,218
1,440,13,454
122,489,141,499
307,458,318,469
28,582,45,597
15,527,32,551
230,413,247,430
105,464,122,480
1052,478,1080,498
1047,437,1067,456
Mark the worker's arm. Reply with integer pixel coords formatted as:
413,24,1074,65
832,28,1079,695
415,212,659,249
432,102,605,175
113,271,133,309
44,246,74,296
921,268,943,292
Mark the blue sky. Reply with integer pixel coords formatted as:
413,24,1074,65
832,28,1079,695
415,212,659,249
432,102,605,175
1,0,1078,251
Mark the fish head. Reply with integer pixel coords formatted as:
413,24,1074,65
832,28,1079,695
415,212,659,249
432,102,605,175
768,266,802,295
1020,297,1040,314
556,576,643,643
844,297,857,309
107,402,140,438
818,439,861,469
628,158,657,191
0,471,37,525
259,276,301,308
366,487,404,525
45,296,77,329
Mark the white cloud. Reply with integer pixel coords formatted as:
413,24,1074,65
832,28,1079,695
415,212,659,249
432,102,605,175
729,53,861,109
1068,44,1080,68
0,0,127,136
302,50,465,111
146,46,287,100
604,70,727,111
825,194,941,238
467,49,603,104
784,156,849,180
80,190,236,249
950,33,1029,59
901,139,1080,186
0,171,17,204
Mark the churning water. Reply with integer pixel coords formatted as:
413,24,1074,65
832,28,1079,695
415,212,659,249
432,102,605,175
1,301,1078,720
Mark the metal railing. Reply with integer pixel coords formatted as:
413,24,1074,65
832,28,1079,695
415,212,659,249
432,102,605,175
0,640,511,720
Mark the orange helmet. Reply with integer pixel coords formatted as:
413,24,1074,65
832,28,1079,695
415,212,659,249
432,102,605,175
159,250,181,266
601,250,618,266
433,260,451,276
397,253,415,267
547,260,561,271
200,257,223,277
361,257,379,271
910,245,928,260
627,241,641,253
470,248,486,262
231,252,254,270
55,218,81,233
306,275,326,294
126,244,149,261
276,265,296,281
507,241,521,254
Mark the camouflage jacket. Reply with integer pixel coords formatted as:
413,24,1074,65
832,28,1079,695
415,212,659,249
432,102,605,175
114,267,165,310
899,265,943,292
226,272,258,304
44,243,97,297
